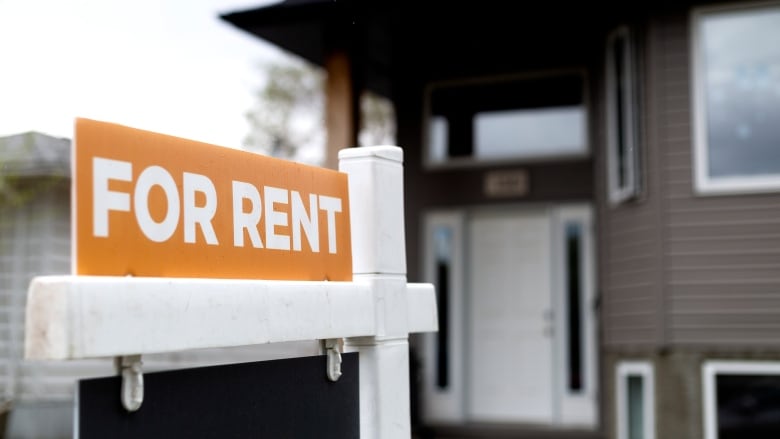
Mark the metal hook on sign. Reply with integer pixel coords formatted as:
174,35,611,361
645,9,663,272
115,355,144,412
322,339,343,382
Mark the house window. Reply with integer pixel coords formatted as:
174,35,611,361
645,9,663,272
616,361,655,439
703,361,780,439
692,4,780,194
425,73,588,167
606,26,641,204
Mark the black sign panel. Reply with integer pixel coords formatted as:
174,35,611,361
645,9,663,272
77,353,359,439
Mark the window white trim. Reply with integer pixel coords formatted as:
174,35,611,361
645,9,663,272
702,360,780,439
691,2,780,195
616,361,655,439
606,26,640,204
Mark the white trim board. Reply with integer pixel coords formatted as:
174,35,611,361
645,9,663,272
702,360,780,439
616,361,655,439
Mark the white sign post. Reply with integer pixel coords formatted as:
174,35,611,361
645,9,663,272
25,145,438,438
340,146,416,438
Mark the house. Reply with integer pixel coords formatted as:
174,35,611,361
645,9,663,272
222,1,780,438
0,132,76,437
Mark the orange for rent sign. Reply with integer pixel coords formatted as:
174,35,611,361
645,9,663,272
74,118,352,281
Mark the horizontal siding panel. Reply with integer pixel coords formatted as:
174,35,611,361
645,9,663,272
605,330,657,346
669,284,780,296
606,298,657,316
607,254,658,272
668,267,780,281
607,311,657,327
606,211,658,229
668,211,780,226
607,237,658,254
668,248,780,258
659,80,689,93
673,328,780,345
672,313,780,326
660,83,688,98
664,149,691,162
608,292,656,303
668,198,780,212
666,162,690,172
606,225,658,242
669,253,780,267
665,168,692,185
666,222,780,239
672,298,780,313
607,282,657,293
670,278,780,287
605,322,657,337
665,185,695,198
660,66,688,82
608,270,658,289
662,141,690,153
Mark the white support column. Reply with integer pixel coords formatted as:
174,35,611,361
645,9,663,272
339,146,411,439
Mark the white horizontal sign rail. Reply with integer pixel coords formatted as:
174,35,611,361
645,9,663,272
25,275,436,361
24,145,438,437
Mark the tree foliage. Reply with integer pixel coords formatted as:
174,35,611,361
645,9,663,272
244,62,324,161
244,60,396,163
359,90,396,147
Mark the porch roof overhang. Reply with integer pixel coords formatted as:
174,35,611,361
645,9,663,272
220,0,659,97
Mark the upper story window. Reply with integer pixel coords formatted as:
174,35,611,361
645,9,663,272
693,3,780,194
606,26,641,204
425,73,588,167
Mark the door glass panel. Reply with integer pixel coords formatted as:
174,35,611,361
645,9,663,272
565,222,584,393
433,226,452,389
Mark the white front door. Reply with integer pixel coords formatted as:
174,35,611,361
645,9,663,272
420,205,597,427
466,210,553,423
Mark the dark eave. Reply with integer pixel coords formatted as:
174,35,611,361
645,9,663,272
220,0,688,98
221,0,346,67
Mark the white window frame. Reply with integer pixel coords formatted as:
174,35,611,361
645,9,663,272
606,26,641,204
702,360,780,439
616,361,655,439
692,2,780,195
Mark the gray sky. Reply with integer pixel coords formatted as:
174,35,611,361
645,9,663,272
0,0,290,150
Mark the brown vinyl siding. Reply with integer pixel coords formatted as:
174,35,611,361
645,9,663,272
601,6,780,349
658,10,780,347
599,15,665,348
